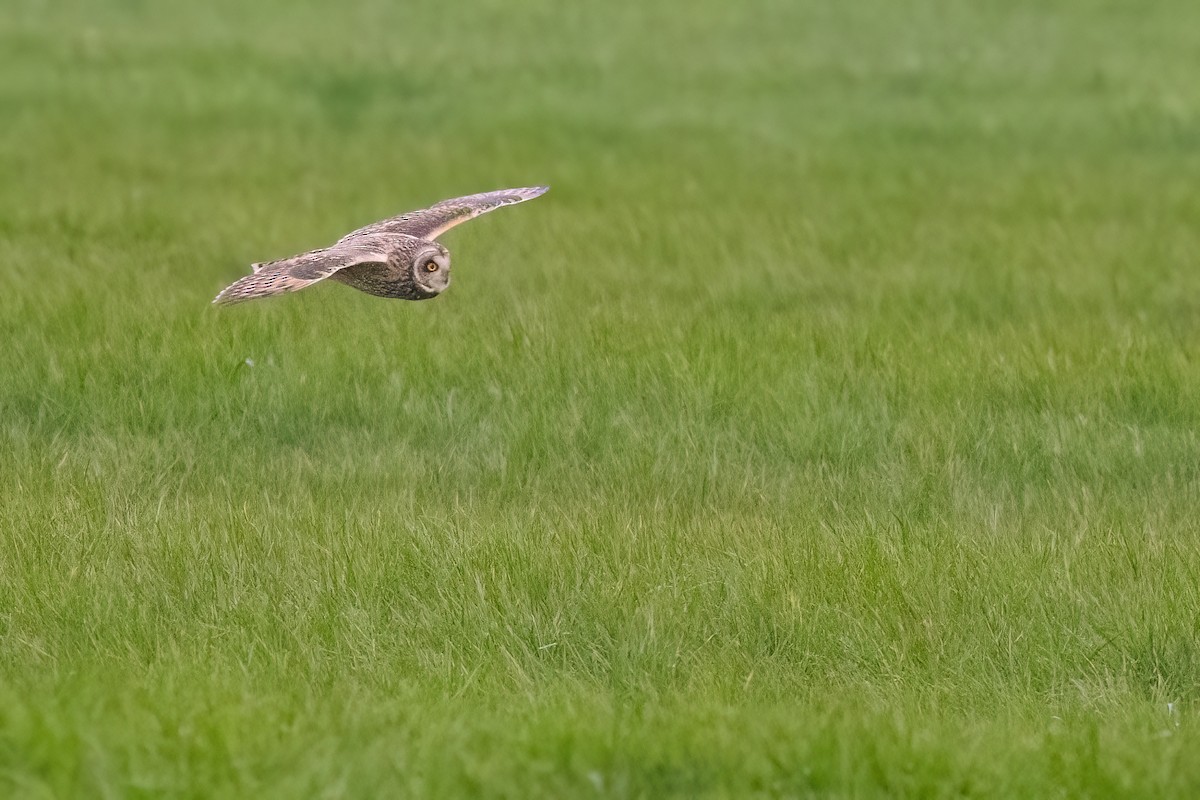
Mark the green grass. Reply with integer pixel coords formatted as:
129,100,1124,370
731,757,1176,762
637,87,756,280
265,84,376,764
3,0,1200,795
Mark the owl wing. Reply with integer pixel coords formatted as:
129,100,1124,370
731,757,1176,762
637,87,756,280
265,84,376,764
340,186,548,242
213,237,391,305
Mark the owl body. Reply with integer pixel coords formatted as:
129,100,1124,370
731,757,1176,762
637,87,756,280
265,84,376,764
329,234,450,300
213,186,546,305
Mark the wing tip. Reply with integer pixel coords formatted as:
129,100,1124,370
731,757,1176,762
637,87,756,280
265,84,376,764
213,261,272,305
212,275,254,306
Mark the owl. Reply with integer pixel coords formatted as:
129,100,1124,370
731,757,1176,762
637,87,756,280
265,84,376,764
213,186,548,305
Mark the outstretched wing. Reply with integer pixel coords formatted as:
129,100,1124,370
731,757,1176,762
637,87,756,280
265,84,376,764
213,237,390,305
341,186,548,242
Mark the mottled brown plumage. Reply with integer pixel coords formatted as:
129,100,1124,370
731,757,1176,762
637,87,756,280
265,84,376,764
213,186,548,305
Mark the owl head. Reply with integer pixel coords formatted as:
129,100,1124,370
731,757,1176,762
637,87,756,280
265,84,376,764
405,240,451,299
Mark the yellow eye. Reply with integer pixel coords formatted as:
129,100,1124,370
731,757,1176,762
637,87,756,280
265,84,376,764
424,260,439,273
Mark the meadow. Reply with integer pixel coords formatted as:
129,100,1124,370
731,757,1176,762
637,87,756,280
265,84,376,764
2,0,1200,795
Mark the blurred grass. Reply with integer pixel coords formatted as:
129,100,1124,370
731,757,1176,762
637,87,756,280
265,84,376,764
3,0,1200,796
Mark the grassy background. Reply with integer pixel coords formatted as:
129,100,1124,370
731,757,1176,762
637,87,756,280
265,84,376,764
3,0,1200,795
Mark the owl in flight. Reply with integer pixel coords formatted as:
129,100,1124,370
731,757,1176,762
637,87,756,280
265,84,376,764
213,186,548,305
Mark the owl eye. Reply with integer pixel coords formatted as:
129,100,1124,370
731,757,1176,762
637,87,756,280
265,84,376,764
423,260,439,273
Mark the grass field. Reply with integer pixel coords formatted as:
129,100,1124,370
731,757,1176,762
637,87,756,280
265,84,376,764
3,0,1200,796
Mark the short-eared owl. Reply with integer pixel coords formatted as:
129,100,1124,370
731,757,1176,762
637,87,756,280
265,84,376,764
213,186,548,305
